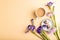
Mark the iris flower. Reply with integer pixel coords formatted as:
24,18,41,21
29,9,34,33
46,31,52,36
46,2,53,6
46,2,60,40
25,2,60,40
46,2,54,11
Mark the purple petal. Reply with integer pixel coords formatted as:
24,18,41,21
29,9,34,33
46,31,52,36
42,25,48,28
28,25,35,31
47,2,53,6
42,25,49,31
36,26,42,34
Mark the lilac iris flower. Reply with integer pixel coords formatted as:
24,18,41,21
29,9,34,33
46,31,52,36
47,2,53,6
36,25,49,34
27,25,35,31
25,25,35,33
36,26,42,34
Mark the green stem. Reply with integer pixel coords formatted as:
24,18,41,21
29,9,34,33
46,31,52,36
40,33,47,40
31,31,43,39
53,15,60,40
49,6,60,39
54,30,60,40
42,31,50,40
51,13,60,40
31,31,50,40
